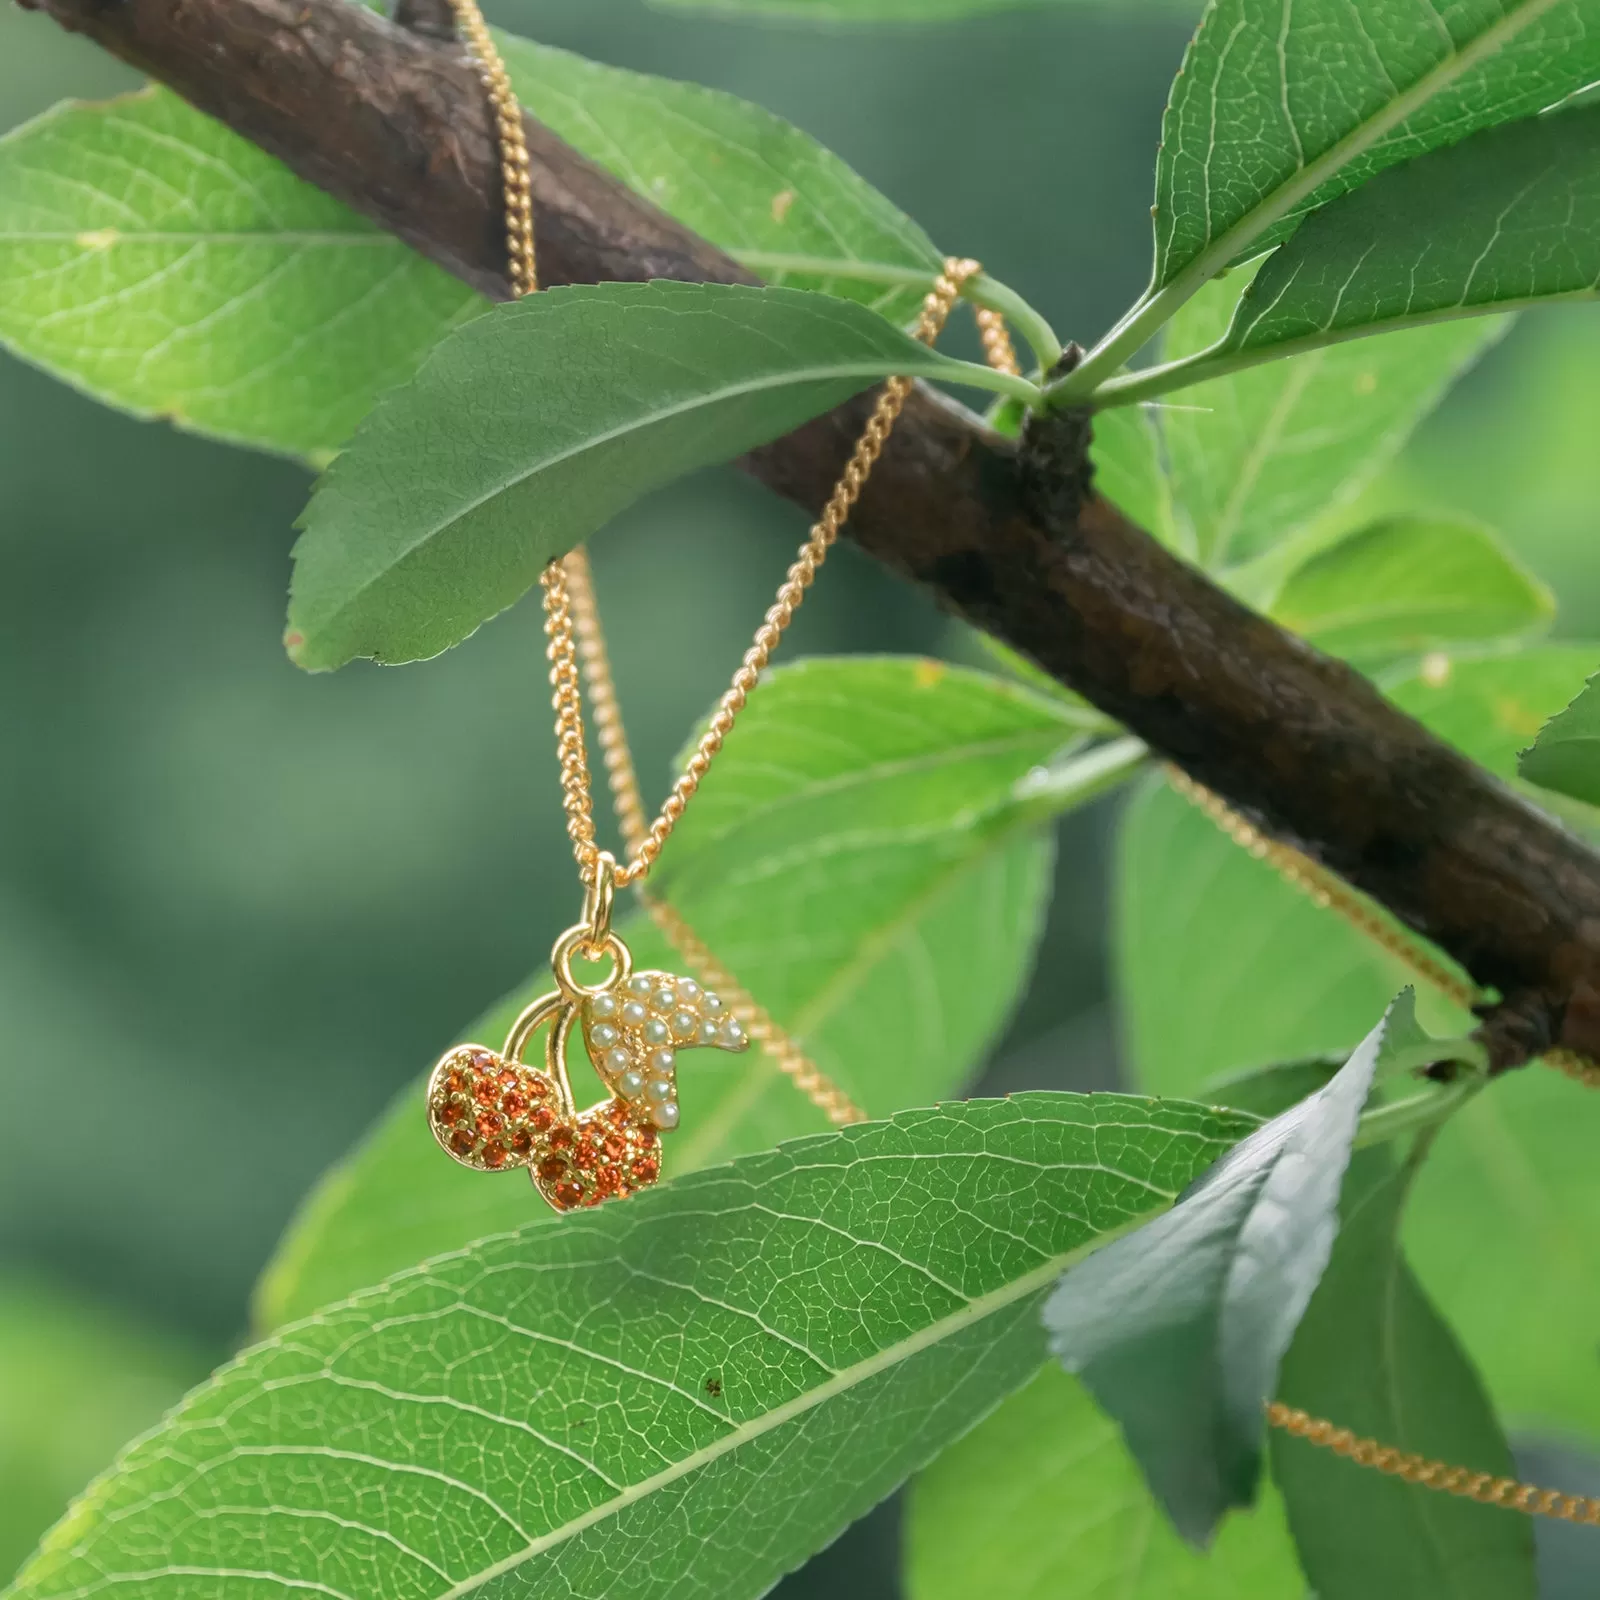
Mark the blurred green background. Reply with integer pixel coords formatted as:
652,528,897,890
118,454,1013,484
4,0,1600,1588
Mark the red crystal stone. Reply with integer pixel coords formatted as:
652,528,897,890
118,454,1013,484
448,1128,475,1158
481,1142,508,1169
443,1067,469,1096
473,1076,499,1108
501,1091,528,1117
548,1125,574,1151
530,1105,556,1132
525,1075,549,1098
631,1155,660,1185
602,1132,629,1161
475,1111,504,1139
470,1050,495,1069
537,1154,568,1182
553,1181,584,1210
435,1099,463,1126
593,1166,621,1196
507,1127,533,1155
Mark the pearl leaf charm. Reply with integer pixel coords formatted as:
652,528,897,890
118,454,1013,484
582,971,749,1131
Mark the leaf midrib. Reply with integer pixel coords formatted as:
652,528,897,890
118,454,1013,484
432,1241,1087,1597
295,350,916,642
657,722,1072,878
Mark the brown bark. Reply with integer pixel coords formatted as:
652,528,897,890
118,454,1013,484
22,0,1600,1068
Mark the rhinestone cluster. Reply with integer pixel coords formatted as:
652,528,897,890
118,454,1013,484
427,1045,662,1211
581,970,748,1130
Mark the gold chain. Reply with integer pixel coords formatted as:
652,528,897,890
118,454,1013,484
542,264,979,892
1268,1404,1600,1524
448,0,1598,1526
448,0,970,1124
561,548,867,1126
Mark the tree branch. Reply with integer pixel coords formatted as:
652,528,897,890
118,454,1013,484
22,0,1600,1069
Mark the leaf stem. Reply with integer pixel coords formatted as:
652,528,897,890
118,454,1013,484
965,275,1063,375
938,357,1042,404
1058,289,1598,412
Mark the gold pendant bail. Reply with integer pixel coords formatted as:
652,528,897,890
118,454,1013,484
581,849,617,954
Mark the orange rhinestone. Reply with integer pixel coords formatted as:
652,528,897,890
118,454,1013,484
507,1127,532,1155
435,1098,463,1127
548,1125,574,1151
481,1142,508,1169
553,1181,584,1210
631,1155,660,1185
473,1076,499,1108
475,1110,504,1140
537,1154,568,1182
448,1128,475,1158
443,1068,469,1096
502,1090,528,1117
530,1104,556,1132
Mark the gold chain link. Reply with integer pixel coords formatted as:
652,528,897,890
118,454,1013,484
448,0,1599,1526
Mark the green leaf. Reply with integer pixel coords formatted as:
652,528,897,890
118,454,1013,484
0,87,479,458
287,282,1034,670
13,1095,1254,1600
1519,669,1600,803
1216,104,1600,371
1272,1151,1537,1600
1116,645,1600,1441
496,36,942,325
1090,404,1176,546
903,1364,1304,1600
1270,515,1552,663
1153,0,1600,297
1157,273,1500,569
254,657,1106,1327
1042,1001,1394,1546
0,1277,206,1581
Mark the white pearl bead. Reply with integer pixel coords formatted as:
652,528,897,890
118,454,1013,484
698,1019,720,1045
704,993,724,1013
646,1076,673,1102
677,979,701,1005
651,986,677,1014
590,1023,619,1050
644,1017,670,1045
671,1010,698,1039
652,1100,680,1129
590,993,618,1020
627,975,653,996
649,1048,676,1075
622,1000,648,1027
719,1019,744,1048
618,1069,644,1098
605,1046,632,1075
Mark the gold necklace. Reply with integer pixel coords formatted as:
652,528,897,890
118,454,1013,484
424,0,1600,1529
424,0,978,1212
